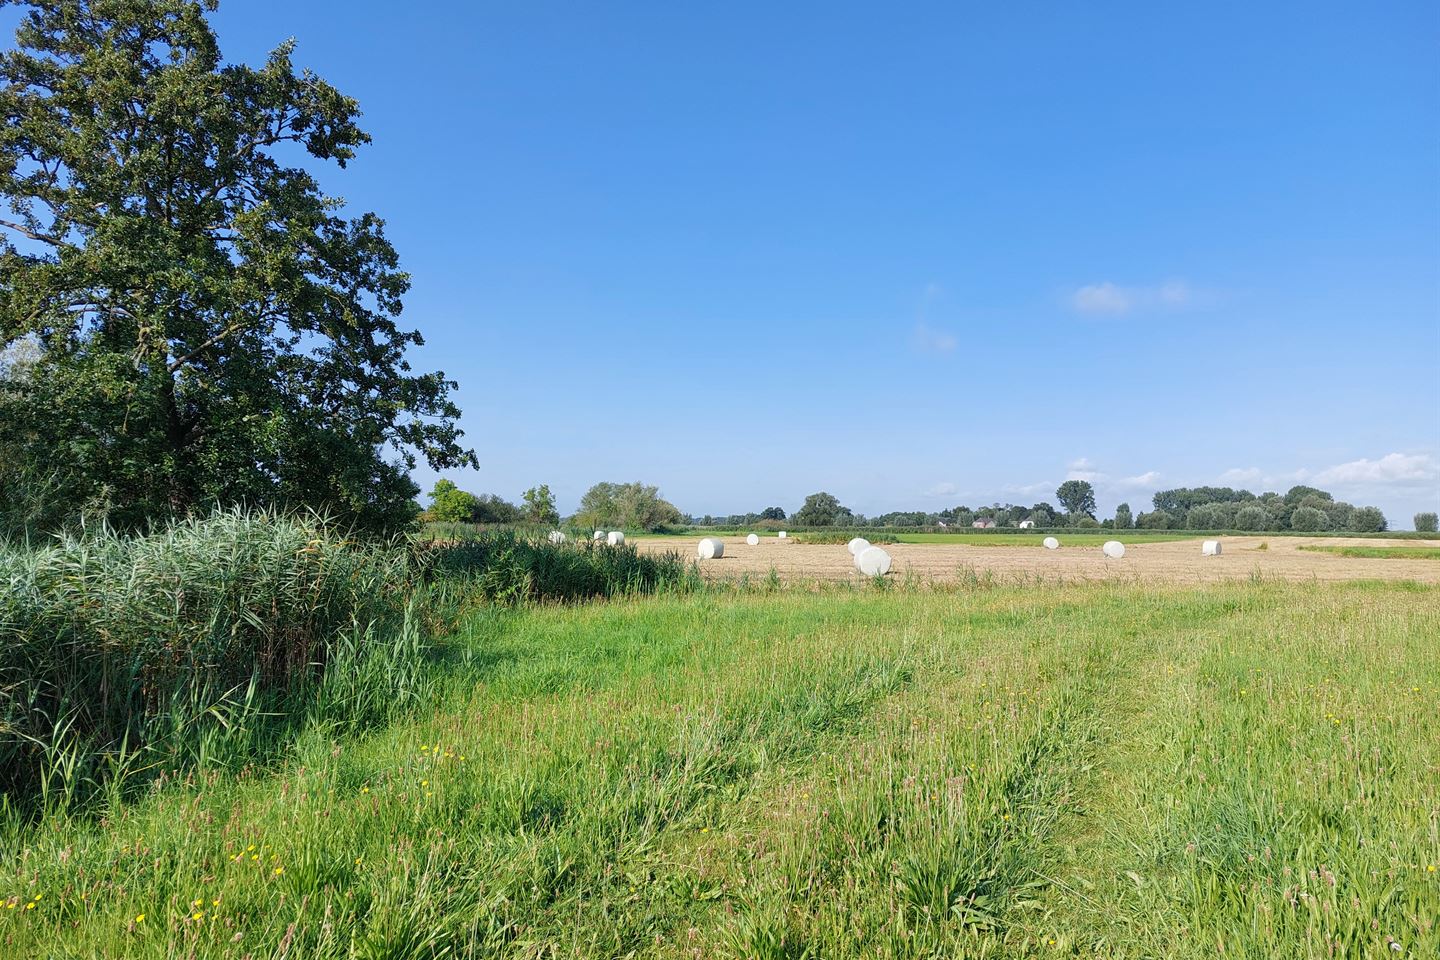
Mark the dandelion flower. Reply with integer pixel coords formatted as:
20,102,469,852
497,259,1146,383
192,911,204,921
273,867,284,876
134,913,145,923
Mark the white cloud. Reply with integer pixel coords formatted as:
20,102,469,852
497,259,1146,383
1070,283,1132,315
1004,480,1057,497
1066,457,1106,482
911,322,957,354
1219,467,1264,485
1069,279,1195,315
1120,470,1161,487
1313,453,1439,488
924,481,960,498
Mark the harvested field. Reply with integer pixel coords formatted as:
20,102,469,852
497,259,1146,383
636,534,1440,584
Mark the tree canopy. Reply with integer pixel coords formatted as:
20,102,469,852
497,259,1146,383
792,492,854,527
522,484,560,526
572,482,681,532
0,0,473,535
1055,480,1096,518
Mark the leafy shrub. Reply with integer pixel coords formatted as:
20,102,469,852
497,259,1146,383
428,529,698,604
1233,505,1270,531
1137,510,1173,529
1348,506,1386,533
1289,506,1330,532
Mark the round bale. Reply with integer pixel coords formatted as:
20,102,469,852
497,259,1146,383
547,530,567,544
1043,536,1060,550
847,537,871,556
778,531,787,539
856,545,892,577
1102,540,1125,559
746,533,760,546
1202,540,1222,556
607,531,625,546
593,530,605,541
698,537,724,560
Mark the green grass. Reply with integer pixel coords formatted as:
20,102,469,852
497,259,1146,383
3,580,1436,958
1297,544,1440,560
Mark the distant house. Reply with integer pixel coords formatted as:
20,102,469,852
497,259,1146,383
972,518,997,529
1017,519,1036,529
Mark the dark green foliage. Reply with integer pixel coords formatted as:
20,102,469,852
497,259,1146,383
423,480,520,524
1186,502,1238,530
1137,509,1173,529
0,0,473,536
1151,487,1254,516
573,481,683,532
759,506,787,521
1416,512,1439,534
1233,504,1270,531
1055,481,1096,519
1289,506,1330,532
523,484,561,526
792,492,854,527
429,529,698,604
1349,506,1386,533
1113,503,1133,529
1155,485,1385,532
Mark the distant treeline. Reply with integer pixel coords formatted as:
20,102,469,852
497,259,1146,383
418,480,1422,536
690,485,1398,534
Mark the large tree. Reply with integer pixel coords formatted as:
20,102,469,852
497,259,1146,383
573,481,681,532
0,0,473,533
1054,480,1096,519
792,491,854,527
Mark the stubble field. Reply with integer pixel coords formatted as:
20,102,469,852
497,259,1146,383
635,535,1440,585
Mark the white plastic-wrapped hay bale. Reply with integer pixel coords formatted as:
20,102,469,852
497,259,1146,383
1202,540,1222,556
1102,540,1125,559
847,537,870,556
856,545,892,577
547,530,567,544
746,533,760,546
698,537,724,560
1043,536,1059,550
778,531,787,539
593,530,605,541
607,531,625,546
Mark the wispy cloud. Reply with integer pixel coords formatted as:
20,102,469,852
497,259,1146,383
1218,467,1265,486
1313,452,1439,488
1066,457,1106,482
1069,279,1194,316
911,322,957,353
924,481,961,498
908,282,959,353
1120,470,1161,488
1218,454,1438,493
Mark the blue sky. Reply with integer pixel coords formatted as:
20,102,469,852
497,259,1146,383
22,2,1440,523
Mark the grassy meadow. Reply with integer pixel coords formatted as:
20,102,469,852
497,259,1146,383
2,576,1436,959
1298,545,1440,560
